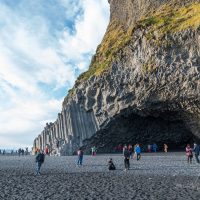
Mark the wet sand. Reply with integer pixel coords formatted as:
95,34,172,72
0,153,200,200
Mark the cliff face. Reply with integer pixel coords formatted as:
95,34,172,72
33,0,200,154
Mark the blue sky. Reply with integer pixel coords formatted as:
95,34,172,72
0,0,109,149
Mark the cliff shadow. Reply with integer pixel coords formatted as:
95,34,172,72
83,109,197,153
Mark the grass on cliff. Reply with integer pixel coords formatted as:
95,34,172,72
71,2,200,86
76,22,134,83
140,3,200,38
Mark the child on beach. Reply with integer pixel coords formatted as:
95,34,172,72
108,158,116,170
186,144,193,164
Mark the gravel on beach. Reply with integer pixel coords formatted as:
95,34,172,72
0,153,200,200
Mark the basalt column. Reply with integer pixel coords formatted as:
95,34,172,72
33,102,99,154
62,109,68,142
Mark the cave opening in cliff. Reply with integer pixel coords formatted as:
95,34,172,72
92,111,196,153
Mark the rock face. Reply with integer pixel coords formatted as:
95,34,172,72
33,0,200,155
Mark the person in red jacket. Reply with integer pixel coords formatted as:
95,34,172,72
186,144,193,164
45,145,49,155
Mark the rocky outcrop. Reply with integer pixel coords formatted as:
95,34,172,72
33,102,98,155
33,0,200,154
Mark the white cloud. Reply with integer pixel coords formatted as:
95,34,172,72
59,0,109,69
0,0,109,148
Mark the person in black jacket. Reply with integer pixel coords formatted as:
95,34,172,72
35,150,45,175
123,146,130,171
108,158,116,170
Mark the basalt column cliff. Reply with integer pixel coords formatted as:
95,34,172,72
33,0,200,155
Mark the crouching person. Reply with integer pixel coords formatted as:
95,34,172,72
35,150,45,175
108,158,116,170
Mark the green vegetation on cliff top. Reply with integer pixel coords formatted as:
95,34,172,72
74,2,200,84
140,3,200,36
76,22,134,83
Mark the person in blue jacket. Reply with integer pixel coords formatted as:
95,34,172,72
193,143,200,163
152,143,158,153
135,144,141,161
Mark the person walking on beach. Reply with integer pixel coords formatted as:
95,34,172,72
193,143,200,164
91,146,96,156
135,144,141,161
108,158,116,170
186,144,193,164
164,144,168,153
35,150,45,175
77,148,83,166
123,146,130,171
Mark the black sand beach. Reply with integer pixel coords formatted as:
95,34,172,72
0,153,200,200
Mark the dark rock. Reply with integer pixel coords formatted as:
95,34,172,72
33,0,200,154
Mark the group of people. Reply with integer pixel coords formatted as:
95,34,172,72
76,146,97,167
147,143,158,152
122,144,141,171
112,142,200,171
33,142,200,175
0,149,6,155
0,148,29,156
18,148,29,156
116,143,160,154
107,144,141,171
185,143,200,164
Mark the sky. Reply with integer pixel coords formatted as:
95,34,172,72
0,0,109,149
